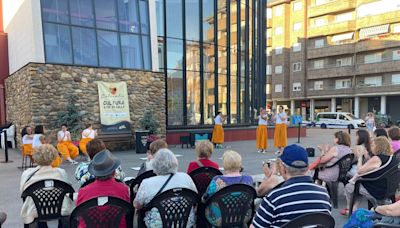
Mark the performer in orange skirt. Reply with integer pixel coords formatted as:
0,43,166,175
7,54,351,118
274,106,288,154
212,112,225,149
22,126,34,164
255,108,268,153
57,124,79,164
79,123,97,160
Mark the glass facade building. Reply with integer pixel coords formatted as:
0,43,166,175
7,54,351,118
157,0,267,128
40,0,152,70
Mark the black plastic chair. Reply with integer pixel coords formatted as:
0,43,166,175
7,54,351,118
319,153,354,208
70,196,134,228
21,179,75,227
373,224,400,228
203,183,257,228
137,188,199,228
129,170,156,205
281,212,335,228
349,164,400,215
188,166,223,196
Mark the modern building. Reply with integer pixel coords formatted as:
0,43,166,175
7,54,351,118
267,0,400,122
1,0,278,145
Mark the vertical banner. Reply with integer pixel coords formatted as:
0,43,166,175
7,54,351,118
97,82,131,125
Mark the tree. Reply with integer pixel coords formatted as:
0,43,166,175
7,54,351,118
57,95,84,140
139,111,160,135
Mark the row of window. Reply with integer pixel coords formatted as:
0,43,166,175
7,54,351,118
271,1,303,18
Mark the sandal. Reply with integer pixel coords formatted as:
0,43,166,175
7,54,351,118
340,208,349,216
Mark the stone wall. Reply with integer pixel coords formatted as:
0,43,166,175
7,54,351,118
5,63,166,149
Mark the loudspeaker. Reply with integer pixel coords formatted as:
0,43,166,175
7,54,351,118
306,147,315,157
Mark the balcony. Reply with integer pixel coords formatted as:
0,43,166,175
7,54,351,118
355,35,400,52
355,82,400,95
307,65,355,80
308,0,356,18
218,19,226,31
307,43,355,59
357,11,400,29
307,87,354,97
267,19,272,28
308,21,356,38
356,59,400,75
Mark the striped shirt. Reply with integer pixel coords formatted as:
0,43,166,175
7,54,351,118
252,176,331,228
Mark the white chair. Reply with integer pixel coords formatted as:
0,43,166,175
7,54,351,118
1,125,16,149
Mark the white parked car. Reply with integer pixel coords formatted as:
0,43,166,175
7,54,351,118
315,112,366,129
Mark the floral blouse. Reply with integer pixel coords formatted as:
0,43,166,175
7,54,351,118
74,161,125,186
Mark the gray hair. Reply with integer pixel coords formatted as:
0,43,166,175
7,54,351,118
284,165,308,176
150,148,178,175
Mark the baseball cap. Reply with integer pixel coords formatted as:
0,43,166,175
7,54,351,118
279,144,308,168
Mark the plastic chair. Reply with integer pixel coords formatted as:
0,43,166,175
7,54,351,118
129,170,156,204
203,184,257,228
372,224,400,228
319,153,354,208
70,196,134,228
281,212,335,228
349,164,400,215
21,179,75,227
189,166,223,196
137,188,199,228
1,125,15,149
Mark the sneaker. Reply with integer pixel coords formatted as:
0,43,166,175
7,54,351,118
262,150,268,154
69,159,78,165
257,149,263,153
274,150,281,155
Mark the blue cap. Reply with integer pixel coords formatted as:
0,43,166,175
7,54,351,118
280,144,308,168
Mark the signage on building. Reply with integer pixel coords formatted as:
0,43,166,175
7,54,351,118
97,81,131,125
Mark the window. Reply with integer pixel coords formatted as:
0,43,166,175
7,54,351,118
315,18,327,27
71,27,98,66
275,27,283,35
314,81,323,90
70,0,94,27
142,36,151,70
336,12,353,22
315,39,325,48
275,46,283,55
293,62,301,72
43,23,73,64
118,0,140,33
292,82,301,91
267,29,272,38
314,60,324,69
293,23,302,31
139,0,150,34
41,0,69,23
331,32,354,43
335,79,351,89
293,42,301,52
364,76,382,87
275,84,283,92
364,53,382,63
293,2,302,11
393,50,400,60
98,31,121,67
275,5,283,16
339,114,349,120
94,0,118,30
315,0,329,5
267,8,272,19
393,24,400,33
336,57,352,66
120,34,143,69
266,65,272,75
392,74,400,84
275,65,283,74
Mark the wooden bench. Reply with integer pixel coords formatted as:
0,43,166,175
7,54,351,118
96,122,134,150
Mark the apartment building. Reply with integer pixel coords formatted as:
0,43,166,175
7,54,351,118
267,0,400,121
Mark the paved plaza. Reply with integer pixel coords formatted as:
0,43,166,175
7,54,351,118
0,128,368,227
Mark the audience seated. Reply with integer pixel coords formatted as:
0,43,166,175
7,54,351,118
257,159,284,197
187,140,219,173
134,149,197,228
349,129,372,177
343,136,399,215
346,200,400,227
311,131,352,183
75,139,125,187
76,150,130,228
374,128,388,138
251,144,331,228
137,139,168,176
20,144,75,225
388,126,400,158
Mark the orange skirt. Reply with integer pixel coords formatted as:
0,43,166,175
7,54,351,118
212,125,224,144
22,144,33,156
274,124,288,148
256,125,268,150
79,138,93,155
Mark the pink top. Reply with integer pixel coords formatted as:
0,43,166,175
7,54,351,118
391,140,400,153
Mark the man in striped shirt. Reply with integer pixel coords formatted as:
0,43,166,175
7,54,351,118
251,144,331,228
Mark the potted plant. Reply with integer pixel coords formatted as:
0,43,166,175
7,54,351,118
139,111,160,148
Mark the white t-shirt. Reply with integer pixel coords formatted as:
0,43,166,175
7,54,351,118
22,134,33,145
32,134,42,148
275,112,288,124
214,115,223,125
81,129,95,139
58,131,71,142
258,115,268,125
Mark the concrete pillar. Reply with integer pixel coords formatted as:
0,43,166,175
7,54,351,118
354,96,360,118
331,98,336,112
273,100,277,110
310,99,315,121
381,96,386,115
290,100,295,115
